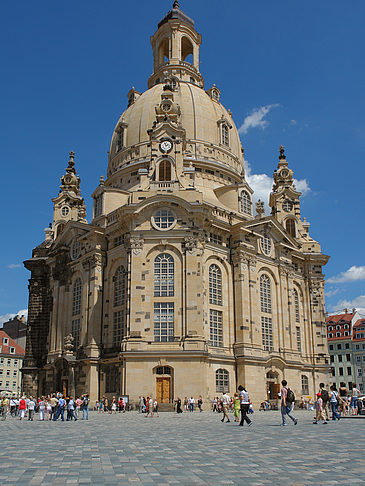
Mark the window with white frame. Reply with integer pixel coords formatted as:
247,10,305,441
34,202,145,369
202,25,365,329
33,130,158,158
113,266,127,307
72,278,82,316
10,347,15,354
154,303,174,342
209,264,222,306
13,360,17,367
154,254,174,297
152,209,176,230
221,123,229,146
301,375,309,394
3,338,8,346
260,274,271,313
239,191,252,215
210,309,223,347
216,369,229,392
113,310,126,346
116,128,124,152
71,318,81,349
261,316,273,351
209,233,223,245
294,289,300,322
328,333,333,338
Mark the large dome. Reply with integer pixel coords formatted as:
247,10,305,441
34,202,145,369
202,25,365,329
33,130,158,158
107,82,244,184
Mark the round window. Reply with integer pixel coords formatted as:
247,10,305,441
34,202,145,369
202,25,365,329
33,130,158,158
61,205,70,217
261,234,272,256
71,240,81,260
151,209,176,231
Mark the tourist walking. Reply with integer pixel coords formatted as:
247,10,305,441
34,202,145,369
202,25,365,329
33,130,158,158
38,397,46,421
176,397,183,413
329,385,341,420
153,399,159,417
82,394,90,420
350,383,360,415
313,393,327,424
1,396,9,421
198,395,203,412
280,380,297,426
184,397,188,412
189,396,195,412
27,397,35,421
238,385,252,427
66,397,78,421
220,391,231,423
338,382,348,415
19,396,26,420
53,395,66,421
233,393,240,422
319,383,329,420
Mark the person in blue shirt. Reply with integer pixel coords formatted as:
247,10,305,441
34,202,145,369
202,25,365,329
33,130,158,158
53,395,65,421
66,397,78,421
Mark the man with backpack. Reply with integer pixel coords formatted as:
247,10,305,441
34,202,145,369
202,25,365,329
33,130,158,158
319,383,329,420
280,380,298,426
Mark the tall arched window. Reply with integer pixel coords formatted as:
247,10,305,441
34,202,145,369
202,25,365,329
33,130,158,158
301,375,309,394
158,160,172,181
239,191,252,215
286,219,296,238
216,369,229,392
221,124,229,146
72,278,82,316
209,264,222,305
154,253,174,297
260,274,271,314
113,266,126,308
294,288,300,322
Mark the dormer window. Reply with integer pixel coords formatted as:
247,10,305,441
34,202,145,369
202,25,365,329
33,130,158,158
116,128,124,153
239,190,252,215
94,194,103,218
158,160,172,181
286,218,296,238
221,123,229,147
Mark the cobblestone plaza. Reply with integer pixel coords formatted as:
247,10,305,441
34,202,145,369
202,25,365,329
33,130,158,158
0,411,364,485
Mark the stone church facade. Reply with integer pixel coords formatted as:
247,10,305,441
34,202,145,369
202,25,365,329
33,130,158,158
22,1,330,406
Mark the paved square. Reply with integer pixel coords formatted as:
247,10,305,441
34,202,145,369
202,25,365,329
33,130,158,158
0,410,364,485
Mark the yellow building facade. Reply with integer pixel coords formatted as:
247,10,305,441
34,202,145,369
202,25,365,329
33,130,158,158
22,2,330,406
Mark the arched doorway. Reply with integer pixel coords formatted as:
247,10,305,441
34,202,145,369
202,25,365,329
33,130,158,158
154,366,173,403
54,358,70,396
266,371,279,400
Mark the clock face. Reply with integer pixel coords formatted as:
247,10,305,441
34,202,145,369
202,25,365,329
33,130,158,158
160,140,173,153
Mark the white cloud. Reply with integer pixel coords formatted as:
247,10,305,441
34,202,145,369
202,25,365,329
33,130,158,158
327,265,365,284
329,295,365,316
245,160,311,214
324,288,340,298
8,263,21,269
0,309,28,328
238,104,280,134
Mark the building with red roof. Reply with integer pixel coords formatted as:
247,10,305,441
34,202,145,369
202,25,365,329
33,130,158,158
352,318,365,393
0,330,25,396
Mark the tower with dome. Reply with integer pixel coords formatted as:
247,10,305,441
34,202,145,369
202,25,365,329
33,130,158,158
22,2,329,406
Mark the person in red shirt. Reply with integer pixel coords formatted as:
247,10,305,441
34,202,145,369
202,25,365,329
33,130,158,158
19,396,26,420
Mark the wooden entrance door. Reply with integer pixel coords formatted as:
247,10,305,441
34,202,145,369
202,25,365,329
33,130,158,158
156,377,170,403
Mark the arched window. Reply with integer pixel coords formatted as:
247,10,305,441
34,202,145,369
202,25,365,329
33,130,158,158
260,274,271,314
294,289,300,322
113,266,126,307
158,160,172,181
301,375,309,394
116,128,124,152
221,124,229,146
159,38,169,64
209,264,222,305
239,191,252,215
72,278,82,316
154,253,174,297
216,369,229,392
181,36,193,63
56,224,64,239
286,219,296,238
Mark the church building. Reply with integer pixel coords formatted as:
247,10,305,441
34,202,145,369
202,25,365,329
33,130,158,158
22,1,330,406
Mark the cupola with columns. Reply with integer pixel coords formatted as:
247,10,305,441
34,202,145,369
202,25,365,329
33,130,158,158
148,1,203,89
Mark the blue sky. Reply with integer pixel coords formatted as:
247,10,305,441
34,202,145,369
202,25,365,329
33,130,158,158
1,0,365,324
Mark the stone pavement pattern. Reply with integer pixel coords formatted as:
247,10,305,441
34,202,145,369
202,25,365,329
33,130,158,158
0,410,364,485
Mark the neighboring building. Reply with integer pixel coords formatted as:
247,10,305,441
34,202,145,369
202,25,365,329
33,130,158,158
0,330,25,396
326,310,361,391
2,315,27,350
22,2,330,406
352,318,365,393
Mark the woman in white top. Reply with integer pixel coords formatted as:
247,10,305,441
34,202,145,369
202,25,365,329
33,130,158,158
329,385,341,421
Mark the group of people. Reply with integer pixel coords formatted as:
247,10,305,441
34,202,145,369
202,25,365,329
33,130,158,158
138,396,160,416
0,393,90,421
95,396,127,413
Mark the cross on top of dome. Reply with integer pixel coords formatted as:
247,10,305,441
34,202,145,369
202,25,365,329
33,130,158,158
173,1,180,8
